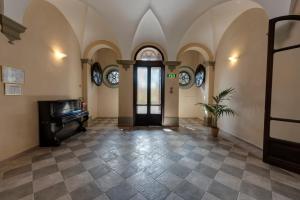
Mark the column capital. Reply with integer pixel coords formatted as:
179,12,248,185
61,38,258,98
81,58,93,65
117,60,136,71
203,61,215,67
164,61,181,72
163,61,181,67
117,60,136,65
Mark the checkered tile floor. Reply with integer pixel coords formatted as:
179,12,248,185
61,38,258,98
0,118,300,200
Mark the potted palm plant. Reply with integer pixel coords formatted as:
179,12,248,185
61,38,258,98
197,88,235,137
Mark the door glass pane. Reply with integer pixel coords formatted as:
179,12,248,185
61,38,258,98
151,106,161,114
137,67,148,105
274,20,300,50
137,106,147,114
151,67,161,105
271,48,300,120
270,121,300,143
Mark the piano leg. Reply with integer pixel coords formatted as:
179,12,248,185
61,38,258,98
78,126,87,132
77,118,88,132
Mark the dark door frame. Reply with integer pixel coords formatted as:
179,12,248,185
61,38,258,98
133,60,165,126
263,15,300,174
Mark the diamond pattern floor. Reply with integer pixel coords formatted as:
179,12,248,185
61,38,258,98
0,118,300,200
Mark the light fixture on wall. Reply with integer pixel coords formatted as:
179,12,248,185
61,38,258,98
53,49,67,60
228,55,239,64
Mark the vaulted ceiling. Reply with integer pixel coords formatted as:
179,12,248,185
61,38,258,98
1,0,296,59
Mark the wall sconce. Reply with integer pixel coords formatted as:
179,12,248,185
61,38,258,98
228,55,239,64
53,49,67,60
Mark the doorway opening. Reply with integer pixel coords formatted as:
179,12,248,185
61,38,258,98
133,46,165,126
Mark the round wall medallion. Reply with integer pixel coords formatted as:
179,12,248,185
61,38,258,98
195,64,206,87
178,66,195,89
103,65,119,88
91,62,102,86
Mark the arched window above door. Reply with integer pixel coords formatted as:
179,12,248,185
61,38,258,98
135,46,164,61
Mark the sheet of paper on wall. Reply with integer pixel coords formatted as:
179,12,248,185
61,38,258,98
4,84,23,96
1,66,25,84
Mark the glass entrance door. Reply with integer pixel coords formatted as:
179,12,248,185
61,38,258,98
134,61,164,126
263,16,300,173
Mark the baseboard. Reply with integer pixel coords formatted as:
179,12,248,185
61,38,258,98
163,117,179,127
118,117,134,127
0,145,38,165
219,129,263,159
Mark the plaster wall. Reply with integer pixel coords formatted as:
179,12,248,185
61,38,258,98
214,9,268,148
178,51,205,119
93,49,119,118
0,0,82,161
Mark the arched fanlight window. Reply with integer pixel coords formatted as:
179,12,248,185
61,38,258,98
178,66,195,89
135,46,164,61
103,65,119,88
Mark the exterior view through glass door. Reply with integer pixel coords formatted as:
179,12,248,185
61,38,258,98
134,61,164,126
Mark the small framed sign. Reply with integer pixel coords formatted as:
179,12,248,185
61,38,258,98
1,66,25,84
4,84,23,96
167,73,177,79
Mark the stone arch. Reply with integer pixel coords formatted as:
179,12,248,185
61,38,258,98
177,43,215,105
82,40,122,114
83,40,122,60
177,43,213,61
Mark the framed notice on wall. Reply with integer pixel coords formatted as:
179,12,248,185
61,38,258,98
1,66,25,84
4,84,23,96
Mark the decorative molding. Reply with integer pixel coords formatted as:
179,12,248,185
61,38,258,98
203,61,215,67
0,145,38,164
117,60,136,71
81,58,93,65
164,61,181,66
0,14,26,44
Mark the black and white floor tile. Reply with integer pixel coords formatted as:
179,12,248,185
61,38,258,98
0,118,299,200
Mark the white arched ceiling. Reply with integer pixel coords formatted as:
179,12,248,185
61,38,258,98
2,0,295,58
132,9,167,52
180,0,264,55
80,0,151,58
45,0,88,48
45,0,117,54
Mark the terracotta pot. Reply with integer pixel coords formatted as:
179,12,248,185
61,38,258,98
211,127,219,137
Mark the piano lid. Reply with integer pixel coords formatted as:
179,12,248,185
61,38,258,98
38,99,81,117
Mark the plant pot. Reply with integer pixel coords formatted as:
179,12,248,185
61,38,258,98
211,127,219,137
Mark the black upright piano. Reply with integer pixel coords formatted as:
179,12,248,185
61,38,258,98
38,99,89,147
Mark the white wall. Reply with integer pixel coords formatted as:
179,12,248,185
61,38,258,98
179,0,262,55
0,0,82,161
178,50,205,119
214,8,268,148
93,48,119,118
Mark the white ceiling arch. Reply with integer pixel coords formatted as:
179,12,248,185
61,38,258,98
1,0,295,59
179,0,267,57
131,9,167,54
